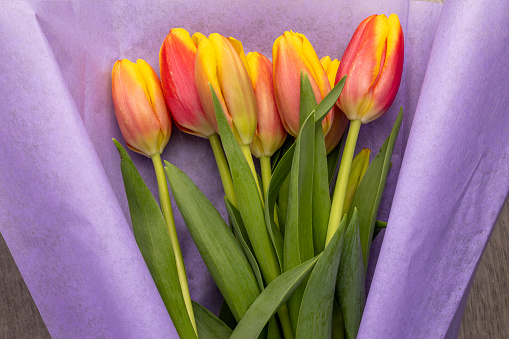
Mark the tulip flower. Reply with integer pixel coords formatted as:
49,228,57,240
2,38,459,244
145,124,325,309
159,29,238,207
320,56,348,154
326,14,404,245
111,59,172,157
247,52,287,193
343,148,371,213
335,14,404,123
194,32,257,146
112,58,197,334
159,28,216,138
194,32,261,195
273,31,332,137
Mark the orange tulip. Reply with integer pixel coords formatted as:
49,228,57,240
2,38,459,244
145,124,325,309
247,52,287,158
273,31,332,136
111,59,171,157
159,28,216,138
194,33,257,146
335,14,404,123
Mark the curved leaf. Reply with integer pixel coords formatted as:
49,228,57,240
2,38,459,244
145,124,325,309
114,140,197,339
165,162,260,322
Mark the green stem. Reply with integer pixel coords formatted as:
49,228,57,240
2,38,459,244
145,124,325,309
209,134,238,207
151,153,197,334
240,144,262,200
277,303,294,339
325,120,362,245
259,156,272,196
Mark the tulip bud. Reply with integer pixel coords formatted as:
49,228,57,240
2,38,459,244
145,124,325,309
273,31,333,137
246,52,287,158
194,33,258,146
320,56,348,154
159,28,216,138
343,148,371,212
111,59,171,157
335,14,404,123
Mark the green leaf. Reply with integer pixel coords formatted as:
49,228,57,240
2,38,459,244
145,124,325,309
211,86,281,286
327,135,343,185
265,143,295,268
336,209,365,339
230,257,320,339
165,162,260,322
284,111,316,330
113,140,197,339
348,108,403,269
193,301,233,339
312,122,331,255
299,72,317,128
296,216,347,339
225,198,265,291
314,75,346,124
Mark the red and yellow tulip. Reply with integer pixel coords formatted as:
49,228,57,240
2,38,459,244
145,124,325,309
111,59,172,157
273,31,333,136
247,52,287,158
159,28,216,138
194,33,257,146
335,14,404,123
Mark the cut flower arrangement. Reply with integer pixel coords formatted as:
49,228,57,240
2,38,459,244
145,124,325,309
111,14,404,339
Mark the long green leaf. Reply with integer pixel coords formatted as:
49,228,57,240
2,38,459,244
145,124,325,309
193,301,232,339
348,108,403,268
211,86,281,286
296,216,347,339
312,121,331,255
327,135,344,185
336,209,365,339
265,143,296,268
284,111,315,330
165,162,260,321
283,75,318,330
225,198,265,290
230,257,320,339
113,140,197,339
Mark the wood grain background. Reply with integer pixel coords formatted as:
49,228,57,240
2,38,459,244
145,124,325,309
1,196,508,337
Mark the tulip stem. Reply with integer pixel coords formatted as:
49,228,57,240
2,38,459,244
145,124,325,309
260,156,272,196
241,144,263,201
278,303,295,339
325,120,362,245
151,153,197,335
209,134,238,207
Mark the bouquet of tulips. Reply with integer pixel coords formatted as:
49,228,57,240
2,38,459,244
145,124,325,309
110,13,403,339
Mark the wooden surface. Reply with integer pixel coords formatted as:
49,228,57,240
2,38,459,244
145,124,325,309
0,197,508,337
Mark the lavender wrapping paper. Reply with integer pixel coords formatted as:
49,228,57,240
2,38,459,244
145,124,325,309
0,1,508,338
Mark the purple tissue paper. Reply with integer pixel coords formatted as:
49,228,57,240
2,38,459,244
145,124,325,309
0,0,508,338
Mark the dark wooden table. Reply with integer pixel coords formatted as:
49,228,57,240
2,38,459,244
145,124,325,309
1,197,508,338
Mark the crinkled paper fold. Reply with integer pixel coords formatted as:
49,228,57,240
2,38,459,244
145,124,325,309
0,1,508,338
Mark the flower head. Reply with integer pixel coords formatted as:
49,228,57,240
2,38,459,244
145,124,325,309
111,59,171,157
